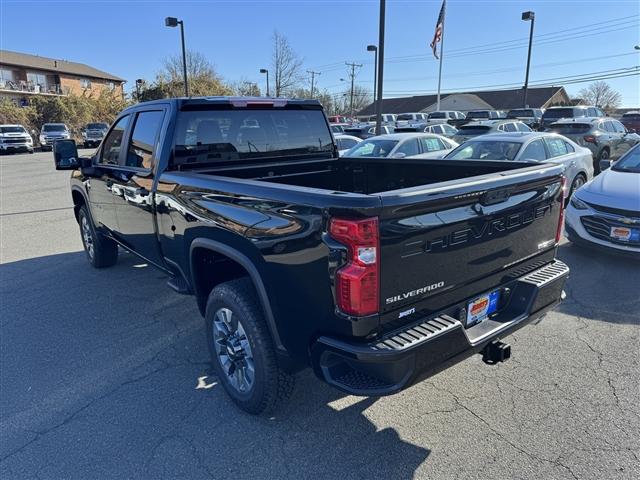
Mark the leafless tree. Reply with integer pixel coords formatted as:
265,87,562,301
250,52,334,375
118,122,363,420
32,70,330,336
578,81,622,111
232,79,261,97
271,31,303,97
333,85,372,116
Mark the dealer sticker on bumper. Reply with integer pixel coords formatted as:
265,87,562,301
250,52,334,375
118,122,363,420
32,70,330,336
467,290,500,327
610,226,639,242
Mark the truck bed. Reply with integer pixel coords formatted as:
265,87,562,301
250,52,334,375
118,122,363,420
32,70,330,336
191,157,528,195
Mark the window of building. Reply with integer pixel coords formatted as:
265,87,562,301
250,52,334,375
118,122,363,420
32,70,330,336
108,82,115,91
80,78,92,89
0,68,15,86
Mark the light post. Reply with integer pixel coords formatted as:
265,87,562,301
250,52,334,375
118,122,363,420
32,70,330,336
165,17,188,97
367,45,378,107
259,69,270,96
522,11,535,108
374,0,386,135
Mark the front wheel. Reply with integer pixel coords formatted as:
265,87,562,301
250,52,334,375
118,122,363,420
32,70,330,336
78,206,118,268
205,278,294,415
568,174,587,201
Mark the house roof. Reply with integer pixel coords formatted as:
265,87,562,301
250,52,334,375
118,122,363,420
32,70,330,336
0,50,125,83
358,86,567,115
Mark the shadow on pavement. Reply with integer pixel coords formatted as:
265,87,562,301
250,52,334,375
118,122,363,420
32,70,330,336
0,251,430,478
555,242,640,325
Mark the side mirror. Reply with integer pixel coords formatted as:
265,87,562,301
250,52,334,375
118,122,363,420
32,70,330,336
53,139,79,170
392,152,407,159
599,158,612,171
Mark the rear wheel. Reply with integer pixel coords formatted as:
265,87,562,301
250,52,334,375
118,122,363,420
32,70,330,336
568,174,587,200
78,206,118,268
205,278,294,415
595,149,609,175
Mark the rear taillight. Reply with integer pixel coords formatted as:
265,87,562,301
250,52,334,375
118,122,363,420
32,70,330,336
556,176,567,244
329,217,380,316
583,134,597,144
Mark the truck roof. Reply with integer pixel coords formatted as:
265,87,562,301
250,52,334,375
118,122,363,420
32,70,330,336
129,96,322,111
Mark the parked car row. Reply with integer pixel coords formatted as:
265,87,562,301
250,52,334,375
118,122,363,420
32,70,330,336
0,122,110,153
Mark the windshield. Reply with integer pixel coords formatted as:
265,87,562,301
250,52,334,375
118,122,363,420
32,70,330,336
0,126,26,133
87,123,108,130
43,124,67,132
173,108,333,166
457,125,491,135
466,111,489,119
345,139,399,158
543,108,582,119
507,109,533,118
446,140,522,160
548,123,591,134
612,146,640,173
622,113,640,120
396,114,413,121
428,112,445,119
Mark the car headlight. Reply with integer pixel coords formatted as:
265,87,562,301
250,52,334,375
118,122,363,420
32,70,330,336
570,196,589,210
39,135,45,142
26,137,33,144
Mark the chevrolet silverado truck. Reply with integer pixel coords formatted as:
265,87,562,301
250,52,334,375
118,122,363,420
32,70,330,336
53,97,569,415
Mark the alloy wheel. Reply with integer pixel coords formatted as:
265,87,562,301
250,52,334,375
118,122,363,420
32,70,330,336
212,307,255,393
81,216,94,260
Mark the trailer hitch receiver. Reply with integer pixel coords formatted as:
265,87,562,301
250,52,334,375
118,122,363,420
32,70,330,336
482,340,511,365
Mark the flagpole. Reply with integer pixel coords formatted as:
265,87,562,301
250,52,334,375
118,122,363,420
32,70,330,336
436,2,446,110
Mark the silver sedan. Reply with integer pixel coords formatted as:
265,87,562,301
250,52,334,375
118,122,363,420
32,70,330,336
444,132,594,197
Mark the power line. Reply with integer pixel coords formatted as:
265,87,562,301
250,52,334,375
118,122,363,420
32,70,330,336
345,61,363,118
307,70,321,98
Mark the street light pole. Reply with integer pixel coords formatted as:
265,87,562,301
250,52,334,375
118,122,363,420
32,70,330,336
165,17,189,97
367,45,378,108
374,0,386,135
260,69,270,96
522,11,535,108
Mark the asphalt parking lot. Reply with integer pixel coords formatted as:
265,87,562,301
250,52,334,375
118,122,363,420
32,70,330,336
1,150,638,479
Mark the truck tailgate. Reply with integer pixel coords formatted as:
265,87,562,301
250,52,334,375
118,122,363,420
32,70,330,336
378,163,565,318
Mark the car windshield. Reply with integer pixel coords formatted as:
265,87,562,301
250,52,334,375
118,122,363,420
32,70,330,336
457,125,491,135
612,146,640,173
544,108,581,119
446,140,522,160
467,111,489,119
87,123,108,129
507,109,533,118
345,139,399,158
548,123,592,134
173,108,334,166
0,126,26,133
43,124,67,132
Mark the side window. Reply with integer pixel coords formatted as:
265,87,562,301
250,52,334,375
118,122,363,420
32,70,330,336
432,125,443,134
596,108,605,117
99,115,130,165
519,139,547,161
497,124,505,132
338,138,358,150
503,123,517,132
604,121,615,132
442,124,456,134
612,121,626,133
517,123,532,132
420,137,446,152
545,137,570,157
396,139,420,157
587,108,597,117
564,141,575,153
125,110,165,169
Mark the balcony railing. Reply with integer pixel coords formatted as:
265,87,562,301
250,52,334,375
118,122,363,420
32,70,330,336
0,80,68,96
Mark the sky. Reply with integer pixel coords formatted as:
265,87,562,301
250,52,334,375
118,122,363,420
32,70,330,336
1,0,639,106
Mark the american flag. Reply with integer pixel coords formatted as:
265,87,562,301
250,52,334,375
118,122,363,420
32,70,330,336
430,0,446,59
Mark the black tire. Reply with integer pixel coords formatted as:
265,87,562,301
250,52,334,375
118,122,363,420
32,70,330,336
205,278,294,415
567,173,587,202
595,149,609,175
78,205,118,268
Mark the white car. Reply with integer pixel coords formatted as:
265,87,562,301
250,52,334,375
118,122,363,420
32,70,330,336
565,144,640,256
334,134,362,156
343,133,458,160
0,124,34,154
445,132,594,197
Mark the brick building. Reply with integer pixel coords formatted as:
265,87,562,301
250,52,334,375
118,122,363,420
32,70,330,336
0,50,125,104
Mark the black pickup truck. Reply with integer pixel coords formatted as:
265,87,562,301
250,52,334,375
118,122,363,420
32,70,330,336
53,97,569,415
